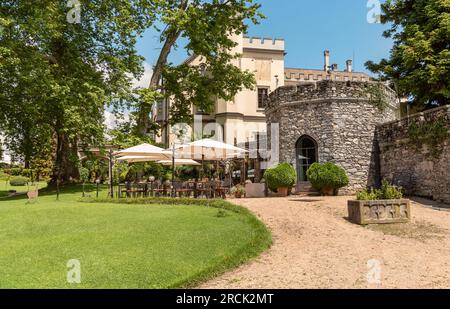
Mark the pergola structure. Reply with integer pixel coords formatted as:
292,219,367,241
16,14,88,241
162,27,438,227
78,144,121,198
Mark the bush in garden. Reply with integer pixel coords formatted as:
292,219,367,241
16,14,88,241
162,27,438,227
162,171,173,182
263,163,296,192
21,169,32,178
306,162,349,194
79,167,90,183
356,188,379,201
0,169,9,180
9,176,29,186
113,162,130,185
357,180,403,200
379,179,403,199
9,168,22,176
79,167,90,197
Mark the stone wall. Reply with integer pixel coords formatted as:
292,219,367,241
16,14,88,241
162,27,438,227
266,80,399,194
377,105,450,203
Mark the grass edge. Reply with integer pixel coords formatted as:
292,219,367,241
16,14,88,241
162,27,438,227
81,197,273,289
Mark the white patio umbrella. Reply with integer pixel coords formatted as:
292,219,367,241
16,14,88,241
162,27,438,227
117,156,167,163
157,159,201,166
114,143,171,161
172,139,248,180
173,139,247,161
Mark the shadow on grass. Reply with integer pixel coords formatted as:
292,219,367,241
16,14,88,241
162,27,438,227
0,183,108,202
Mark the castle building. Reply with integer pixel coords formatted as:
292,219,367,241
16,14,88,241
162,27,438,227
154,35,403,193
156,35,372,149
265,81,400,194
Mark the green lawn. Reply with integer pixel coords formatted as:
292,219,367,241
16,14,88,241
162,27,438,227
0,180,48,198
0,185,271,288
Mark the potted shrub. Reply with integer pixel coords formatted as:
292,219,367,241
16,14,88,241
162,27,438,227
306,162,349,196
349,180,410,225
230,184,246,198
263,163,296,197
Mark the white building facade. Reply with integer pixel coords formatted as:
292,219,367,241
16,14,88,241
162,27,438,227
156,34,371,149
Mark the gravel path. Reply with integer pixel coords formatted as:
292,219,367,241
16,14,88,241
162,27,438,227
200,196,450,289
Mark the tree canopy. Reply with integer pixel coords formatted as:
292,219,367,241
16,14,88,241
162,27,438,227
365,0,450,109
0,0,263,181
0,1,156,180
135,0,263,134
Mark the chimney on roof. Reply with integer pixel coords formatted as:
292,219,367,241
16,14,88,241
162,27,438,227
324,50,330,71
346,59,353,73
332,63,338,71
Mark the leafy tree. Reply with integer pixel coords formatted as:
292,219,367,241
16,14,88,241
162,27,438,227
0,0,263,182
366,0,450,108
0,1,156,182
108,122,161,150
136,0,264,134
109,88,162,144
0,39,54,168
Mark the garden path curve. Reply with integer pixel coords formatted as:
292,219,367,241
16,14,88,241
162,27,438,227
200,196,450,288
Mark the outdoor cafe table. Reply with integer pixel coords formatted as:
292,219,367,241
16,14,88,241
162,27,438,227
117,180,229,199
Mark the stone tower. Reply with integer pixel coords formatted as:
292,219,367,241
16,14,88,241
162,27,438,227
265,80,400,194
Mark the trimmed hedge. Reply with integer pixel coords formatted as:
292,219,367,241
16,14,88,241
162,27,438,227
306,162,349,194
1,168,32,178
263,163,296,192
9,176,30,186
9,168,23,176
82,197,250,214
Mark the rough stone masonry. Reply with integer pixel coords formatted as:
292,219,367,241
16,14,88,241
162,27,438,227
377,105,450,204
265,80,399,194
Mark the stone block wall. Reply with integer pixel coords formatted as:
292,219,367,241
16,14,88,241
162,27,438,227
377,105,450,203
266,80,399,194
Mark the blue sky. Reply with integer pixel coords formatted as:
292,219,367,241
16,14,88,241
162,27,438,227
135,0,393,78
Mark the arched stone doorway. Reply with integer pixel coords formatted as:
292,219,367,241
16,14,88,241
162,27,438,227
295,135,318,182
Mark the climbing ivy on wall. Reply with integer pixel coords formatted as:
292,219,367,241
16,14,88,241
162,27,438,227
361,82,390,111
408,117,449,158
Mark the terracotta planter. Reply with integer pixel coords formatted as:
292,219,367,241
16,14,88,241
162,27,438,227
277,187,289,197
234,193,243,199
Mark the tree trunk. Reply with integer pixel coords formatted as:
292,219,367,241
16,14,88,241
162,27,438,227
24,159,30,169
137,30,182,136
51,130,79,184
136,1,188,136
